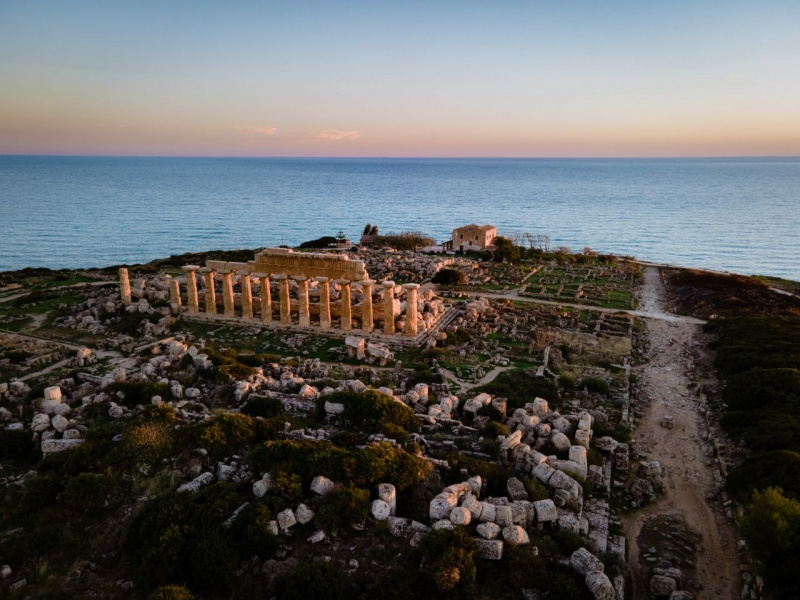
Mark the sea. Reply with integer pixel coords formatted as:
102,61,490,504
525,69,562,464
1,156,798,280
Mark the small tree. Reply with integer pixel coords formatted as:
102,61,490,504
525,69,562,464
363,223,372,235
493,236,521,263
432,269,466,286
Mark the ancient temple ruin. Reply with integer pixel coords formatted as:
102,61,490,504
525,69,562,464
120,248,450,341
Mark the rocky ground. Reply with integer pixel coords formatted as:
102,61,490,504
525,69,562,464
622,268,740,600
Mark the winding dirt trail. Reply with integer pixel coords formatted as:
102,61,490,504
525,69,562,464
622,267,739,600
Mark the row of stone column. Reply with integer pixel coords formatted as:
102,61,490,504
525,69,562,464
168,266,420,337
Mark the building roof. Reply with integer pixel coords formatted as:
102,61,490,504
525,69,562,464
455,223,496,232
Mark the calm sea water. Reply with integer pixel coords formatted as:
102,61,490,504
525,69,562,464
1,156,798,280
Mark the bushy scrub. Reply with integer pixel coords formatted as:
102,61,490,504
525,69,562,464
104,381,172,407
727,451,800,500
125,487,238,592
432,268,466,286
580,377,610,395
65,473,108,511
150,586,194,600
315,390,420,438
419,529,476,594
251,439,430,491
199,413,275,454
123,421,174,465
315,486,370,532
241,395,283,418
229,502,278,560
204,346,258,382
471,369,560,410
274,561,351,600
0,429,37,461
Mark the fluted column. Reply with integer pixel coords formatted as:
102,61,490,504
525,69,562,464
382,281,395,335
295,276,310,326
359,279,374,333
182,265,200,314
201,268,216,315
276,274,291,325
336,279,352,331
402,283,420,337
220,270,235,318
169,278,182,314
316,277,331,329
119,268,131,305
257,273,272,322
239,272,253,320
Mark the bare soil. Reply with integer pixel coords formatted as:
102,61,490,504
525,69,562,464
622,267,739,600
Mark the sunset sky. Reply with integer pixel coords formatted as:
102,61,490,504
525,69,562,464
1,0,799,157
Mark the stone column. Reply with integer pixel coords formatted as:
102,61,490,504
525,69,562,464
168,278,182,314
201,268,217,315
220,270,235,318
336,280,352,331
119,268,131,305
238,272,253,320
382,281,396,335
257,273,272,322
359,280,375,333
402,283,420,337
316,277,331,329
275,274,291,325
295,276,310,327
182,265,200,314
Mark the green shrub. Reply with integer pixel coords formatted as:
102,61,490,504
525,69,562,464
251,439,430,491
230,502,278,560
479,420,507,438
65,473,108,511
241,396,283,418
432,269,466,286
125,491,237,592
150,586,194,600
0,429,37,460
316,486,370,532
105,381,172,407
123,421,174,464
472,370,560,410
199,413,257,453
580,377,610,395
553,529,584,555
419,529,476,593
274,561,351,600
727,451,800,500
316,390,420,438
723,368,800,413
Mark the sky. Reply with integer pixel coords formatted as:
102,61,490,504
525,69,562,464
1,0,799,158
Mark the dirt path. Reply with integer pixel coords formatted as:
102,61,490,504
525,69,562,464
438,365,512,393
622,267,739,600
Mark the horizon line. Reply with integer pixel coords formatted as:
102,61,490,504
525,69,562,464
2,153,800,160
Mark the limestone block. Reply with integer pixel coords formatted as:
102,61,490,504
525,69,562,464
594,436,619,453
474,539,504,560
295,503,315,525
277,508,297,530
551,430,571,452
378,483,396,516
41,438,84,454
569,445,588,469
502,525,530,546
50,414,69,433
549,470,582,499
324,401,345,415
478,501,497,523
506,477,528,501
387,516,411,537
429,492,457,520
499,430,522,452
587,571,617,600
62,429,81,440
462,495,483,519
371,499,391,521
433,519,455,531
298,384,318,399
533,463,556,486
476,522,501,539
32,413,50,433
177,472,214,493
570,548,605,577
43,386,62,401
552,416,571,433
509,501,530,526
449,506,471,526
532,397,549,416
575,428,592,448
265,520,279,536
495,505,513,528
468,475,482,496
533,499,557,523
253,474,273,498
308,530,326,543
310,475,336,496
650,575,677,597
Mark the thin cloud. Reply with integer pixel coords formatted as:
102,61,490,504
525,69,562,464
320,129,362,141
235,125,278,136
